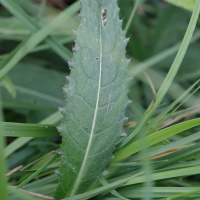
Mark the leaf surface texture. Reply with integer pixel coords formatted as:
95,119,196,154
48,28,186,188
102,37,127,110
54,0,129,198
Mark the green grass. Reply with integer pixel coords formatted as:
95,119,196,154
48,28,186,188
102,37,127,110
1,0,200,199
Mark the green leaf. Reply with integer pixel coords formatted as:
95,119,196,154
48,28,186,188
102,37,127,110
54,0,130,199
119,0,200,148
4,111,61,158
1,75,16,98
160,188,200,199
0,0,80,78
16,153,58,189
99,176,127,200
113,118,200,162
0,91,7,200
8,186,41,200
126,165,200,186
165,0,196,11
125,0,142,32
1,122,58,137
118,187,200,199
1,64,65,111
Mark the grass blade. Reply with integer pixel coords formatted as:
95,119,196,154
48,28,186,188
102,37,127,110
120,0,200,148
1,122,58,137
16,153,58,189
113,118,200,162
0,1,80,79
128,30,200,77
0,90,7,199
125,0,142,32
160,188,200,199
9,186,42,200
1,75,16,98
4,111,61,157
0,0,78,61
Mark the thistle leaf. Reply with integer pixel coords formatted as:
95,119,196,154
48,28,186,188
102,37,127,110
54,0,129,199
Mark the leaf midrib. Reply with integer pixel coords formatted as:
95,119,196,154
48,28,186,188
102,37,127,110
69,8,103,197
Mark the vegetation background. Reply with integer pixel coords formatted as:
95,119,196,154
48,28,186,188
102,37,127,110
1,0,200,199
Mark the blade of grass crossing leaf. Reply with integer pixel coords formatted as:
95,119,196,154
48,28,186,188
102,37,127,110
4,111,61,157
64,165,200,200
119,0,200,148
16,153,58,189
63,172,145,200
99,177,128,200
113,118,200,161
0,90,7,200
125,0,142,32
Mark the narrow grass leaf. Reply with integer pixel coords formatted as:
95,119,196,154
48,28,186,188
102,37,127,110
128,30,200,77
16,153,58,189
0,1,80,79
99,176,128,200
63,172,144,200
0,89,7,200
64,165,200,200
125,0,142,32
4,111,61,157
134,131,200,161
164,0,196,11
121,0,200,148
113,118,200,161
1,122,58,137
160,188,200,199
0,0,78,61
1,75,16,98
126,166,200,186
8,186,41,200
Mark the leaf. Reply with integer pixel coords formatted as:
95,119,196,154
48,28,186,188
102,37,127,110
120,0,200,148
164,0,196,11
1,75,16,98
54,0,130,199
1,122,58,137
4,110,61,158
16,153,58,189
113,118,200,162
0,89,7,200
118,187,200,199
1,63,65,111
0,0,80,78
0,17,76,41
